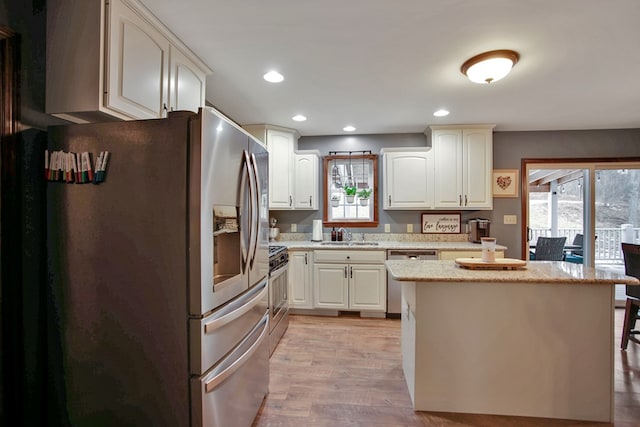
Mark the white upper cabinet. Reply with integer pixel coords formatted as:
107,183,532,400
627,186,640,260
244,125,318,210
169,46,207,113
382,147,434,210
293,151,320,210
106,0,169,119
46,0,211,123
430,125,494,210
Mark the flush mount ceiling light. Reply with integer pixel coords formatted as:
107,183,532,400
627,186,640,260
343,125,356,132
292,114,307,122
263,70,284,83
433,109,449,117
461,49,520,84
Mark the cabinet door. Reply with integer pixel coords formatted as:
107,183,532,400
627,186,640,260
267,130,295,209
169,46,206,113
432,129,464,208
463,129,493,209
384,151,433,209
349,264,386,311
313,264,348,309
293,153,318,210
288,251,312,308
106,0,170,119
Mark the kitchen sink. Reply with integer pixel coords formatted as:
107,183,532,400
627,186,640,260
319,241,379,246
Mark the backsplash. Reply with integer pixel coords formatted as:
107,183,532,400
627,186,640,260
277,232,470,242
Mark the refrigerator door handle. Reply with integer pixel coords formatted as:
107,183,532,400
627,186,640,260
204,313,268,393
204,280,267,333
249,153,260,268
245,151,258,269
240,151,253,273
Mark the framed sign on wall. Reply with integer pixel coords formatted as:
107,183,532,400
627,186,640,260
421,213,461,234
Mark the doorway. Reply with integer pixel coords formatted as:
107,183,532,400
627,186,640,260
522,159,640,306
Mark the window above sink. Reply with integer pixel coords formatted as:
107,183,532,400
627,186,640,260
323,153,378,228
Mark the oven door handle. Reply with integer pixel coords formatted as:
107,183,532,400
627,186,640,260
204,280,267,333
204,313,268,392
269,263,288,280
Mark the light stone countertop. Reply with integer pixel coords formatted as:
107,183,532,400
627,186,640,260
385,259,640,285
274,240,507,251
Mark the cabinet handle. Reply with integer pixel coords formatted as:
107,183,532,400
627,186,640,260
309,195,312,205
388,195,391,205
344,266,347,278
464,195,468,206
350,266,353,279
346,256,350,260
304,253,308,264
459,195,462,206
289,195,292,206
163,103,168,117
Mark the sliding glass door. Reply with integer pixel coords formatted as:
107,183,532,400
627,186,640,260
524,160,640,306
594,167,640,303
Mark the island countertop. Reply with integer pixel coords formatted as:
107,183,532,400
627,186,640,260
385,259,639,285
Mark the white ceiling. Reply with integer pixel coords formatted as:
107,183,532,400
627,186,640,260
139,0,640,136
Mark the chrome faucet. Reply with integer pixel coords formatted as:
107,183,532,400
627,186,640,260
339,227,352,242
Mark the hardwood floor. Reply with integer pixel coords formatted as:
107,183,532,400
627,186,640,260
253,309,640,427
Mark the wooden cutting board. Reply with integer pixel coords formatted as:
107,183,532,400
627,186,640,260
455,258,528,270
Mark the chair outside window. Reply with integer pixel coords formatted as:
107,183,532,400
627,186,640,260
532,236,567,261
564,233,584,264
621,243,640,350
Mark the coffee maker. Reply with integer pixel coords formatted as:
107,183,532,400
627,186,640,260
468,218,491,243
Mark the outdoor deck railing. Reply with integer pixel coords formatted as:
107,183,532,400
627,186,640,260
530,227,639,263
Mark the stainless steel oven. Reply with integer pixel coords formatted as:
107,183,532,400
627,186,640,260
268,245,289,355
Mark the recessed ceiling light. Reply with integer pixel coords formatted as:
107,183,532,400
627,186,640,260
292,114,307,122
433,109,450,117
343,125,356,132
263,70,284,83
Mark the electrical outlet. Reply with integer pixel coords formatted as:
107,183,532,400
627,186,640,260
384,224,391,233
504,215,517,225
291,223,297,232
407,224,413,233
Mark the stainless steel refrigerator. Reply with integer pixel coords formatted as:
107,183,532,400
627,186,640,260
46,107,269,427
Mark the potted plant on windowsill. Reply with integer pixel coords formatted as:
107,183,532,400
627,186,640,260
344,185,357,203
357,188,371,206
330,193,341,207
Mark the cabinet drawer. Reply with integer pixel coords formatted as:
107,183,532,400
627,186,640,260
314,250,385,264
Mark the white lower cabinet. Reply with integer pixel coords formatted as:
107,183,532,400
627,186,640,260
288,250,312,309
313,264,349,308
313,250,386,312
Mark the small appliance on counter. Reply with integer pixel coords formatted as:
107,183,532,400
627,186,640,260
468,218,491,243
269,217,280,241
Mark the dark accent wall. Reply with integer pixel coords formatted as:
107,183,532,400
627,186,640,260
274,129,640,258
1,1,61,426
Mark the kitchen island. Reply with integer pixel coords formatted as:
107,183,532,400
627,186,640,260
385,259,639,423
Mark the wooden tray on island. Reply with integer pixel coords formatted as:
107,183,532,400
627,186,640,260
455,258,528,270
